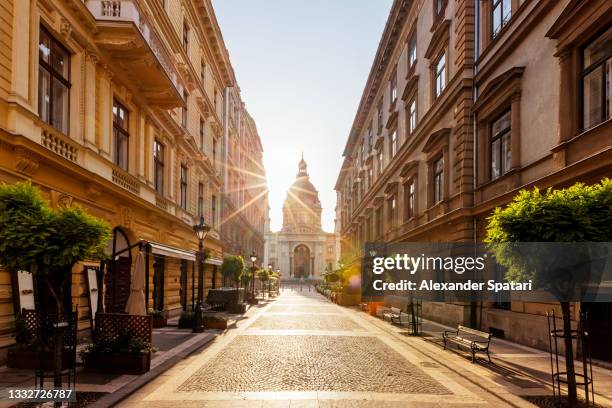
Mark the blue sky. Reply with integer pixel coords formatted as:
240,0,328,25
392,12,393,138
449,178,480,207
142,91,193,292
212,0,393,232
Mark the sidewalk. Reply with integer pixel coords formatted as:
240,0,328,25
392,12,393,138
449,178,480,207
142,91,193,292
0,326,216,408
356,307,612,407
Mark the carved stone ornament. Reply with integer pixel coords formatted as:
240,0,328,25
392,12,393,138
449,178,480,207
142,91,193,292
119,205,133,229
14,147,40,176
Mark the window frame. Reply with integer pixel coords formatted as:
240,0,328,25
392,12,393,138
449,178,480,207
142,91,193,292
489,110,512,180
199,116,205,151
408,32,417,69
580,27,612,131
390,128,398,158
112,99,130,171
38,26,71,135
491,0,512,39
404,178,415,221
434,51,447,99
433,156,444,204
198,182,204,217
153,139,164,194
180,164,188,210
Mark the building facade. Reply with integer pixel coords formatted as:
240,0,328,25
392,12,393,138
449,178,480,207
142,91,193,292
0,0,267,362
335,0,611,359
265,157,338,280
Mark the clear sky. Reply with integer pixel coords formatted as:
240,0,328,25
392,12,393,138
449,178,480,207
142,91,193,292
212,0,393,232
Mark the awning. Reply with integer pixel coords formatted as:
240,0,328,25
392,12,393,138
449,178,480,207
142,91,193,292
205,257,223,266
147,242,196,261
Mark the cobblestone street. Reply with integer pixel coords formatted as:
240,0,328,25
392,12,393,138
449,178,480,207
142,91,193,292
118,289,556,407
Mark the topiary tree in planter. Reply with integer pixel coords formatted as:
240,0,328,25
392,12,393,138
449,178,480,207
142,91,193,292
221,255,244,288
0,182,110,387
485,179,611,406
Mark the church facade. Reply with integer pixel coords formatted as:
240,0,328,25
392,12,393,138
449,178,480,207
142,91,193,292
264,157,339,281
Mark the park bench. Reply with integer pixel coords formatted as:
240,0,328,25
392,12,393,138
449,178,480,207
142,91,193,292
390,310,411,326
443,325,492,363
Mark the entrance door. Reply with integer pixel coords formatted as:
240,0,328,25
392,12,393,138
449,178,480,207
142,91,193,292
105,257,131,313
581,302,612,362
153,256,165,311
293,245,310,279
180,260,188,311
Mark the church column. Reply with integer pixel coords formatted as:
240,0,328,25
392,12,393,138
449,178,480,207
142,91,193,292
289,255,293,277
310,256,314,279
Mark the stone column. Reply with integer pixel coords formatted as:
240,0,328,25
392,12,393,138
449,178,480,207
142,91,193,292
98,66,113,159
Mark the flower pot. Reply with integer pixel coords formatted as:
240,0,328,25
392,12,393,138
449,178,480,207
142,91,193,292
204,318,227,330
7,348,74,370
83,351,151,375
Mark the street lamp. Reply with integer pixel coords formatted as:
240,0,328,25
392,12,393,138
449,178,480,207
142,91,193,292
192,216,210,333
249,250,258,304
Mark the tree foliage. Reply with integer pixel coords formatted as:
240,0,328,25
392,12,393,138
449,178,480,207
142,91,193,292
0,181,110,275
221,255,244,284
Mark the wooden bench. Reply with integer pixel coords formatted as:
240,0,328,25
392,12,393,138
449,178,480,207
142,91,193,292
443,325,492,362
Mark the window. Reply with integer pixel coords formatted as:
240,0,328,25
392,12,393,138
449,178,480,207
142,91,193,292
367,167,373,188
390,71,397,103
377,100,383,132
377,150,383,176
405,179,415,220
490,111,511,180
200,58,206,84
390,129,397,158
434,52,446,98
38,27,70,134
198,182,204,217
434,0,444,17
212,194,217,226
182,20,189,51
582,27,611,130
408,98,417,135
113,100,129,171
491,0,511,38
433,157,444,204
387,196,396,227
199,116,205,151
182,91,188,128
368,125,373,150
213,138,217,167
408,33,417,68
154,139,164,193
180,165,188,210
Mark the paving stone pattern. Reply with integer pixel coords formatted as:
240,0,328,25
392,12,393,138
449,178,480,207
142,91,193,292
249,314,364,331
178,335,450,394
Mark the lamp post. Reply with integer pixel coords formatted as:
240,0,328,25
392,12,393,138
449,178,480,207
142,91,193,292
249,250,258,304
192,216,210,333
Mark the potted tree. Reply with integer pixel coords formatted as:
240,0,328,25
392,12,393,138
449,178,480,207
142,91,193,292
147,308,167,328
80,333,153,375
221,255,244,288
486,179,611,406
0,182,110,387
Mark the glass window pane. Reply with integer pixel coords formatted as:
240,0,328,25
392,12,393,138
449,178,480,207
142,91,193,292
492,4,501,35
52,78,69,134
502,0,511,23
583,67,603,129
51,42,69,79
583,27,612,69
491,138,501,179
38,67,50,123
492,111,511,136
502,133,512,174
39,32,50,64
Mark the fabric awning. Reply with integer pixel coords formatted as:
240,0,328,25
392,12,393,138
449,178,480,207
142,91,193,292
147,242,196,261
205,257,223,266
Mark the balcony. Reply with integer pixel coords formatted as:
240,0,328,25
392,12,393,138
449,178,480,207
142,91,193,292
85,0,184,109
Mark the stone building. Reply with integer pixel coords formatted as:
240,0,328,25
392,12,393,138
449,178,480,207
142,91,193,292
265,157,339,280
0,0,267,362
335,0,611,360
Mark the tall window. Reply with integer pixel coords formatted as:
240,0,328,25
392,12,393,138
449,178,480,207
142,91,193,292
434,0,444,16
182,20,189,51
112,100,129,171
377,100,383,132
377,150,383,176
491,0,511,38
368,125,373,150
390,71,397,103
390,129,397,158
38,27,70,134
434,52,446,98
199,116,205,151
408,98,417,135
182,90,188,128
200,58,206,84
582,27,611,130
154,139,164,193
367,167,373,189
408,33,417,68
387,196,396,228
198,182,204,217
433,156,444,204
212,194,217,226
212,138,217,167
405,179,415,220
491,111,511,180
180,165,188,210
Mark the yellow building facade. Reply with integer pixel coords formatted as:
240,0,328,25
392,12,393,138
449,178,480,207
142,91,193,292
0,0,267,362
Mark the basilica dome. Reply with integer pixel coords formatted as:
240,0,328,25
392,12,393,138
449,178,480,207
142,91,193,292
282,155,322,232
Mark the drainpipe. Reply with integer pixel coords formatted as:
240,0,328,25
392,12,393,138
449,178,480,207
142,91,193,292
472,0,482,330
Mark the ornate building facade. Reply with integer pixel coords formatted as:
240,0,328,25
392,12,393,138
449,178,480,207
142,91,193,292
0,0,268,362
265,157,338,280
335,0,611,358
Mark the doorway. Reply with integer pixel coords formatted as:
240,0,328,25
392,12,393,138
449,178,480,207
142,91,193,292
293,244,310,279
581,302,612,362
153,255,165,311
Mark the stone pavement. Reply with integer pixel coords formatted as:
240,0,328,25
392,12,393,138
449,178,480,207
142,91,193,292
118,290,563,407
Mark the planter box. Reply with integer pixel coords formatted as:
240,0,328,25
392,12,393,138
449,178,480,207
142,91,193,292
7,348,74,370
83,351,151,375
204,318,228,330
151,316,167,328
